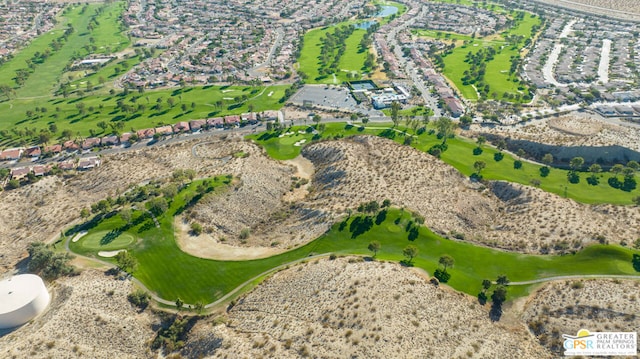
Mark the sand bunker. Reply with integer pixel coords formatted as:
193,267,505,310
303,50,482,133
98,249,126,258
71,231,88,243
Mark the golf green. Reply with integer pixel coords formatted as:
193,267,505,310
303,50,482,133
81,230,136,251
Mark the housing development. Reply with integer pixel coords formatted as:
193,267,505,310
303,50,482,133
0,0,639,358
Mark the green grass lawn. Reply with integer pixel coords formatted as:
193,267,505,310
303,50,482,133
80,230,136,251
70,190,639,303
412,29,476,42
297,23,369,84
419,5,540,102
88,1,130,54
337,28,369,77
0,84,286,145
67,54,145,95
297,1,406,84
6,2,130,99
248,122,640,205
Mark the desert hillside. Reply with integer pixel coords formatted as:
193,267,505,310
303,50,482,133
301,136,640,253
182,257,551,359
0,134,297,272
523,279,640,355
3,132,639,273
0,270,155,359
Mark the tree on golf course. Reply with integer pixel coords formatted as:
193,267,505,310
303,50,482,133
402,245,418,265
368,240,381,258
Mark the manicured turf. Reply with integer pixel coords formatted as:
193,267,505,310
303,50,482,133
418,4,541,102
81,230,136,251
70,195,639,303
297,23,367,84
297,1,406,84
0,84,286,145
247,122,640,204
0,2,130,99
412,29,475,42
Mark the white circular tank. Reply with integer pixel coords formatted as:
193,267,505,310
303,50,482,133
0,274,50,329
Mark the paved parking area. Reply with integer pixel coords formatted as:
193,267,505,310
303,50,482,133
289,85,383,117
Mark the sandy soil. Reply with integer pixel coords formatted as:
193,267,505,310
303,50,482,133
0,270,155,359
523,279,640,355
532,0,640,21
301,136,640,253
175,218,282,260
182,257,550,359
4,130,638,275
98,249,126,257
477,114,640,152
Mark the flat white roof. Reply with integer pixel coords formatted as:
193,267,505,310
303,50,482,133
0,274,46,315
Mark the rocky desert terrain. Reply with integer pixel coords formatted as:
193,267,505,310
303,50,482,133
3,129,640,274
472,114,640,162
533,0,640,21
182,257,551,359
1,128,639,358
301,135,640,253
523,278,640,355
0,270,155,359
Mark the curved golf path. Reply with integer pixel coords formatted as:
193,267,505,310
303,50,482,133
64,231,639,309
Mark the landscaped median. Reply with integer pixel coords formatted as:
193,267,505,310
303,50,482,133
67,173,639,306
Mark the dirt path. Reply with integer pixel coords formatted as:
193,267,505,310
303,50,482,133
282,154,314,202
508,274,640,285
173,218,284,260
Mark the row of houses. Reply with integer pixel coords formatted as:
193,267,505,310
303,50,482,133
8,157,101,181
0,111,282,161
411,48,465,117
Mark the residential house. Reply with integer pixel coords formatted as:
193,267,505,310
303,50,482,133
101,135,119,147
78,157,101,170
32,165,50,176
58,160,76,171
119,132,133,143
10,167,30,180
444,97,464,118
25,146,41,158
45,144,62,155
189,119,206,131
137,128,156,139
155,125,173,136
173,121,190,133
207,117,224,128
0,148,23,161
63,140,80,152
82,137,101,150
241,112,258,124
224,115,240,127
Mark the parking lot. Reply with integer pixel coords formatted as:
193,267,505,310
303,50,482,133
289,85,384,118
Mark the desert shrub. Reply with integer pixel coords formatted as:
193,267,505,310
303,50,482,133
434,269,451,283
190,222,203,236
239,228,251,240
513,160,522,169
152,316,195,353
539,166,550,177
27,242,76,280
570,281,583,289
128,289,151,309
